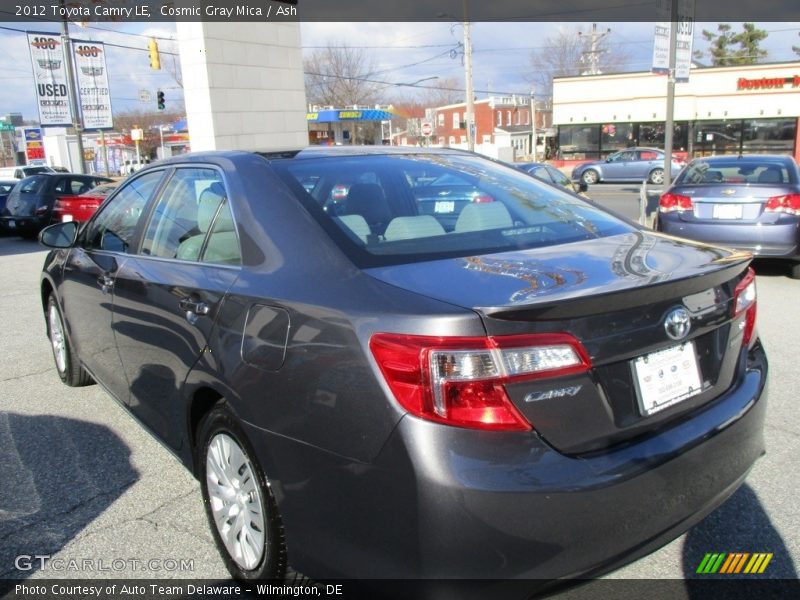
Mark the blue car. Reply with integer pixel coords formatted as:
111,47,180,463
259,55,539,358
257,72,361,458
572,147,684,185
655,154,800,279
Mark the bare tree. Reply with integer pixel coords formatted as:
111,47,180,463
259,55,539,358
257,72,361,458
114,107,183,158
304,43,382,108
528,26,631,98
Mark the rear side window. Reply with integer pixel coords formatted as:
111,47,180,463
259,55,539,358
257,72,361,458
17,176,47,194
141,168,241,265
54,177,97,195
273,154,631,267
83,171,163,252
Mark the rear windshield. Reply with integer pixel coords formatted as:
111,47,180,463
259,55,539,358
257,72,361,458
676,159,796,185
17,175,48,194
272,153,632,267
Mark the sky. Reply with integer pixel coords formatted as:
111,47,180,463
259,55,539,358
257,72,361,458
0,21,799,122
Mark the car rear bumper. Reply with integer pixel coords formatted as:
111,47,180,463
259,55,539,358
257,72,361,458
657,218,800,259
0,215,48,234
242,341,767,581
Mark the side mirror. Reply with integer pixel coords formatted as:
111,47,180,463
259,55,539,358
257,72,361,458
39,221,78,248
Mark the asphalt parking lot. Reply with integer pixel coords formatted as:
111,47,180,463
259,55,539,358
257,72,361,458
0,191,798,597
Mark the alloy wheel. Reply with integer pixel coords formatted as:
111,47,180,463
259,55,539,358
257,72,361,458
48,303,67,374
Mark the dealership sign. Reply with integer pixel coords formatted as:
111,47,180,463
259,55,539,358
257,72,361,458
73,39,113,129
652,0,694,82
27,32,72,126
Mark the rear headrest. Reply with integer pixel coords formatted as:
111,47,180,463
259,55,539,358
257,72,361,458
757,169,782,184
384,216,446,241
344,183,393,229
197,183,227,232
455,202,514,233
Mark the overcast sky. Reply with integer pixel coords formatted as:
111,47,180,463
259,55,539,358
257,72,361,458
1,21,799,122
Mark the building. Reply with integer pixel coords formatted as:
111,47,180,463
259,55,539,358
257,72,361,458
553,61,800,164
431,96,552,160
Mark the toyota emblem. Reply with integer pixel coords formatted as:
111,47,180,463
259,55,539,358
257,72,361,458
665,307,691,341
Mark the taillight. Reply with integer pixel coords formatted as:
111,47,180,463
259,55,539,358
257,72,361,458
732,268,757,347
764,193,800,215
369,333,591,432
659,192,694,213
472,194,494,203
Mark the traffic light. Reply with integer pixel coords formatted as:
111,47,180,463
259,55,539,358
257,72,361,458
148,38,160,70
157,90,165,111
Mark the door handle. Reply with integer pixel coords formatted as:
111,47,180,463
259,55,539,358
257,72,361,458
97,274,114,294
179,297,210,324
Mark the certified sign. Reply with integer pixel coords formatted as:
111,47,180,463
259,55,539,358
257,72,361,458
73,40,113,129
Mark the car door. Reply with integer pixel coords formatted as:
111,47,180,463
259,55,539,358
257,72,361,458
602,150,635,181
60,170,165,399
111,166,241,450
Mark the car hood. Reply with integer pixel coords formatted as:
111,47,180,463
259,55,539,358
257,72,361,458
364,231,750,317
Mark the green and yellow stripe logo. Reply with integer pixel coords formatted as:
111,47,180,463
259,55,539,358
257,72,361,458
696,552,773,574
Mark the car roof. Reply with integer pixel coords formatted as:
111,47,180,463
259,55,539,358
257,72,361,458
150,146,474,168
690,154,795,164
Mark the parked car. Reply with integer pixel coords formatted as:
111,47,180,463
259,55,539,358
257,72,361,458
51,182,118,223
0,178,17,214
0,173,113,238
0,165,55,179
572,147,684,185
515,161,576,191
654,154,800,279
39,147,766,587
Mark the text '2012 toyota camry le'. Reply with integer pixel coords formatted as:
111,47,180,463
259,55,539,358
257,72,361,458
39,147,767,588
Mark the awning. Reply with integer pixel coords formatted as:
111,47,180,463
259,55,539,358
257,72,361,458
307,109,397,123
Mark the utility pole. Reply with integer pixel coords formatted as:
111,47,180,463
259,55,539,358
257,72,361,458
663,0,679,188
580,23,611,75
59,0,85,173
462,0,475,152
530,91,538,162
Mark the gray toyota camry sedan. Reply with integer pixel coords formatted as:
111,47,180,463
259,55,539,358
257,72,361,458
38,147,767,588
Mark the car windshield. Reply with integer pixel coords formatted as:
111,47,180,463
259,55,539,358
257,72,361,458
676,159,796,186
272,153,632,267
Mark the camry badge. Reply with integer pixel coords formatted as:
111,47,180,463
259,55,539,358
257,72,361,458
665,307,691,341
721,189,737,196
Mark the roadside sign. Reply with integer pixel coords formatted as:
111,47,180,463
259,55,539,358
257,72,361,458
0,123,15,132
421,122,433,136
139,89,151,103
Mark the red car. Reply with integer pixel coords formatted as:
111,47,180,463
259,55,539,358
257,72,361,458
51,182,117,223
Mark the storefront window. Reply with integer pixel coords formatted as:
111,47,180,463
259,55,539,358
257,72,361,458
558,125,600,159
694,121,741,155
601,122,634,152
741,119,796,154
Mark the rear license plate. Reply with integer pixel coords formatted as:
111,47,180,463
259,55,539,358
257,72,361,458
434,201,455,213
633,343,702,416
713,204,743,219
7,220,15,228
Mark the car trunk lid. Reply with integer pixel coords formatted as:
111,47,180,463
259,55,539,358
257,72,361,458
365,231,753,454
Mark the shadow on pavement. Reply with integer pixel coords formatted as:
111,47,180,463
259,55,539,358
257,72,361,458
0,235,48,257
0,411,139,579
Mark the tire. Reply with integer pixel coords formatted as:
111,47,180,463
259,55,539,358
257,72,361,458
581,169,599,185
789,262,800,280
47,294,93,387
648,168,665,185
198,405,286,581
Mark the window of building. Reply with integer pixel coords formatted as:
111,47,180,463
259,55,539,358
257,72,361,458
525,111,530,125
460,135,467,144
496,111,502,126
600,122,635,152
482,134,492,144
506,111,512,126
516,111,521,125
452,112,460,129
448,136,456,145
437,113,445,127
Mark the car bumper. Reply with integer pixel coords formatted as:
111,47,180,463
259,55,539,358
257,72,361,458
0,215,48,234
657,218,800,259
241,341,767,582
